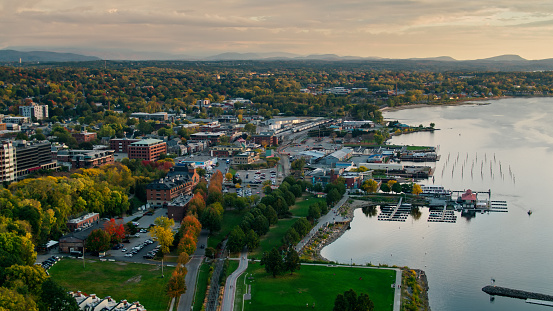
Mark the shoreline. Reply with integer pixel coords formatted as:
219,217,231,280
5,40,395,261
380,96,509,113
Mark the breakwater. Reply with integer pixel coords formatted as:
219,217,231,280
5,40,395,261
482,285,553,302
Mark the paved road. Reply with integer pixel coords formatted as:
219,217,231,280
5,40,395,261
295,193,349,252
177,229,209,311
220,251,248,311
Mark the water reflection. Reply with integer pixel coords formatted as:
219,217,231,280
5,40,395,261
410,207,422,220
362,205,378,217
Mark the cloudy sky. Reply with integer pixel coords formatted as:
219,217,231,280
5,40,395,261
2,0,553,60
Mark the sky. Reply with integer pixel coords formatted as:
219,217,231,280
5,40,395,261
2,0,553,60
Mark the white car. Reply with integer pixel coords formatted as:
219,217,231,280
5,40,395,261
121,248,127,252
125,253,133,257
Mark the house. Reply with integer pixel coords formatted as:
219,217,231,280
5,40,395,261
461,189,477,206
72,131,97,144
69,291,147,311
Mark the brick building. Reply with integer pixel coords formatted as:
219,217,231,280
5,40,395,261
109,138,140,153
252,132,278,147
66,213,100,232
128,139,167,161
72,131,97,144
56,149,115,169
146,164,199,206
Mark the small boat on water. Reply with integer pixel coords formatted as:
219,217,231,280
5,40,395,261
528,210,532,215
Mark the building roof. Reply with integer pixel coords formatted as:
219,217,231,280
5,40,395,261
327,148,352,160
130,139,164,146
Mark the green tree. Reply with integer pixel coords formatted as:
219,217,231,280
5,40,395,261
244,123,257,136
245,229,259,251
392,182,402,194
261,247,284,278
227,226,245,253
380,183,390,193
0,232,36,268
39,279,80,311
284,248,301,275
308,204,321,221
3,264,48,295
326,188,341,206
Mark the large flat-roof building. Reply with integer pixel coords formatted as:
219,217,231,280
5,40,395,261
56,149,115,169
128,139,167,161
13,140,57,179
253,132,278,147
19,102,49,120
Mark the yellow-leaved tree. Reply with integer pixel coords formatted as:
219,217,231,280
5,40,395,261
150,216,174,277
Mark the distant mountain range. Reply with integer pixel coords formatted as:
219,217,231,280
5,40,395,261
0,49,100,62
3,49,553,71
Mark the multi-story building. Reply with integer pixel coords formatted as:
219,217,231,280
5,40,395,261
0,141,16,182
109,138,140,153
130,112,169,121
13,140,57,179
146,164,199,206
210,144,245,157
252,132,278,147
72,131,97,144
19,102,49,120
56,149,115,169
3,116,30,125
127,139,167,161
189,132,226,145
233,151,259,165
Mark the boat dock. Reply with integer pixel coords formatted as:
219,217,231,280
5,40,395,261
428,205,457,223
378,198,411,222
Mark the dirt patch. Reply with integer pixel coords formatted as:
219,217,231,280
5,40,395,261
126,275,142,283
115,262,128,266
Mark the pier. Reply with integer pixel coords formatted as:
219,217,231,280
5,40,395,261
482,285,553,303
427,204,457,223
378,198,411,222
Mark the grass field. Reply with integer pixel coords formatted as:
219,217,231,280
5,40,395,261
49,258,174,311
209,209,246,249
290,195,326,217
243,263,396,311
251,218,297,257
193,263,211,311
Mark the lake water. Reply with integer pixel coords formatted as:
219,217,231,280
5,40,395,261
321,98,553,310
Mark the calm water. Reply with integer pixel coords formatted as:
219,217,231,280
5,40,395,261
322,98,553,310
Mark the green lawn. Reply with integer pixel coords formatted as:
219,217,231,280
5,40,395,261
290,195,326,217
252,218,297,257
192,263,211,311
208,210,246,249
243,263,396,311
229,168,237,175
49,258,174,311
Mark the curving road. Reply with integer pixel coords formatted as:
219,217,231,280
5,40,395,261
220,251,248,311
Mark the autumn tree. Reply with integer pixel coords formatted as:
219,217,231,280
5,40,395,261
166,265,187,298
104,218,125,244
412,183,423,195
86,229,111,253
361,179,378,193
150,216,175,277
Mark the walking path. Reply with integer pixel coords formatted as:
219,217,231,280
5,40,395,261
221,251,249,311
295,193,350,252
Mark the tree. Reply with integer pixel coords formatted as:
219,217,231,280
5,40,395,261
227,226,245,253
392,182,402,194
430,122,435,128
0,232,36,268
361,179,378,193
150,216,175,277
3,264,48,295
284,248,301,274
244,123,257,136
261,247,284,278
308,204,321,221
333,289,374,311
291,158,306,171
412,183,423,195
327,188,341,206
104,219,125,244
166,266,187,298
39,279,80,311
225,172,233,181
0,287,38,311
86,229,111,253
245,229,259,251
380,183,390,193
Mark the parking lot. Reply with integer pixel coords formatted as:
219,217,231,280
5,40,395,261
224,167,280,197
